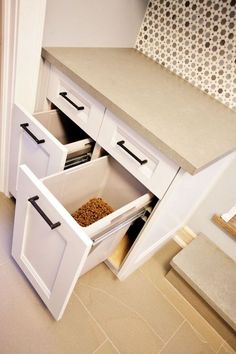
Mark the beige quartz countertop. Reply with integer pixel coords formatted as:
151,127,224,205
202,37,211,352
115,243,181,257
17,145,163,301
42,47,236,174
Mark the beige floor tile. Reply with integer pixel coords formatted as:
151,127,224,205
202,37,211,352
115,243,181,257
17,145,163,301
76,263,184,342
218,342,236,354
166,269,236,351
0,194,15,265
0,261,105,354
76,281,164,354
141,239,182,278
93,340,119,354
160,321,215,354
141,242,224,352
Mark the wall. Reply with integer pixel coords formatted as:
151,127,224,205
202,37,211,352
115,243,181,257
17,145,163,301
15,0,47,112
43,0,148,47
187,153,236,261
136,0,236,110
0,0,19,194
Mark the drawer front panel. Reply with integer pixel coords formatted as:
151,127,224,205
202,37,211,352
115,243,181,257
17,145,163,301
9,104,95,198
47,67,105,140
9,104,68,198
12,165,92,320
97,110,179,198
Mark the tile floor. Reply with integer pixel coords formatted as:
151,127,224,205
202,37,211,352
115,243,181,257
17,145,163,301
0,192,235,354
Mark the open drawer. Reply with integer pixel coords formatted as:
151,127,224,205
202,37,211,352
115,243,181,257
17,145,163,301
9,103,94,198
12,156,152,320
47,66,105,140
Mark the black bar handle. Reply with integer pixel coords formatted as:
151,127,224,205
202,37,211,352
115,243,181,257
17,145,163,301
117,140,148,165
59,92,84,111
28,196,61,230
20,123,45,144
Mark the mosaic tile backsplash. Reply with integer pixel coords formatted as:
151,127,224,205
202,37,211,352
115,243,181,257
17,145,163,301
136,0,236,110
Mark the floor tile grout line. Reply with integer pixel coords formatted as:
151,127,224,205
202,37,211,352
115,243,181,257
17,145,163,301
165,293,224,351
73,292,109,340
183,319,224,353
93,339,121,354
73,292,121,354
186,319,215,345
139,267,225,350
92,338,108,354
217,340,236,354
106,339,121,353
140,268,224,352
139,268,186,320
77,281,165,344
216,342,224,353
158,319,186,353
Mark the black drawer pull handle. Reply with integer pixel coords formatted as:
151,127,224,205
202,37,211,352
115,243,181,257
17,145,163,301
117,140,148,165
28,196,61,230
59,92,84,111
20,123,45,144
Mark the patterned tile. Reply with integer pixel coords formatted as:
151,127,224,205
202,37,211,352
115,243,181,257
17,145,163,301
136,0,236,110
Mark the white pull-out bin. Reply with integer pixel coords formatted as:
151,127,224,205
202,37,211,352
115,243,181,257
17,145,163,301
12,156,152,320
9,104,94,197
35,109,92,156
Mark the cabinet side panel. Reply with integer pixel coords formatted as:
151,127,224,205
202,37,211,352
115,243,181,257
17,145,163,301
118,154,234,280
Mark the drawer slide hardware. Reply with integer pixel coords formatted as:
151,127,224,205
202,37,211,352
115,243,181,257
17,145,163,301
59,92,85,111
92,209,146,247
20,123,45,144
117,140,148,165
28,196,61,230
64,153,91,170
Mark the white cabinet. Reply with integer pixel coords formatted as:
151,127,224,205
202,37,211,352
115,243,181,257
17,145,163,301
11,62,224,320
12,156,152,319
9,104,93,198
11,65,184,320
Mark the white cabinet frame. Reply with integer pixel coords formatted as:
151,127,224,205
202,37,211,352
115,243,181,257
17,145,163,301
1,0,47,194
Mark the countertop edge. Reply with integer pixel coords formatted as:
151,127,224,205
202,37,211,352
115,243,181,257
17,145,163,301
41,48,236,175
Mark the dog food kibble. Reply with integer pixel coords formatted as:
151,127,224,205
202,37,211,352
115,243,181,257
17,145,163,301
71,198,113,227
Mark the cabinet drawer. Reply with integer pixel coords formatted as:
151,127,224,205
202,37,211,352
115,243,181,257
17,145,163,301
47,67,105,140
98,110,179,198
9,104,93,198
12,156,152,320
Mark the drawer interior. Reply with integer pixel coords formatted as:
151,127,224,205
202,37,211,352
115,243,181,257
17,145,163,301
34,109,93,149
106,205,155,272
43,156,153,237
34,109,94,168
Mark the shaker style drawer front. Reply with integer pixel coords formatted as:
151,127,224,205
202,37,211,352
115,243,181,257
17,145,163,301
47,67,105,140
12,156,152,320
12,165,92,321
97,110,179,199
9,104,94,198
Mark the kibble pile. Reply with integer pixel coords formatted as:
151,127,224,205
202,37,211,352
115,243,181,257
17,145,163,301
71,197,113,227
